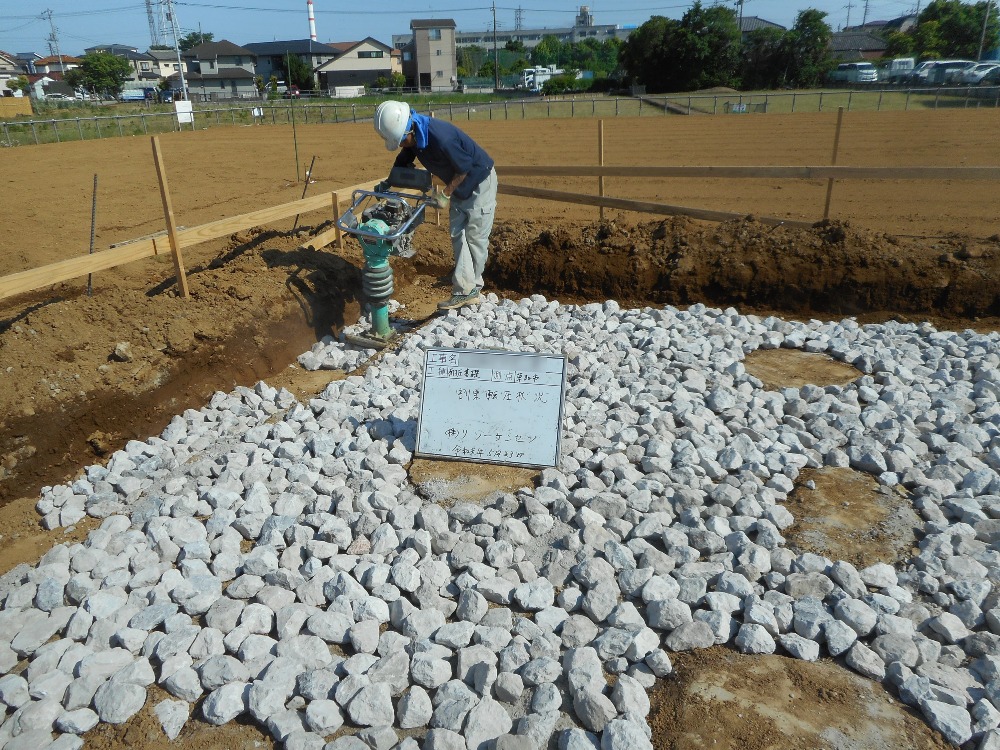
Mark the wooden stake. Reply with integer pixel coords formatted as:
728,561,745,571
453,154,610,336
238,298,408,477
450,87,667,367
150,136,190,298
823,107,845,221
598,120,606,222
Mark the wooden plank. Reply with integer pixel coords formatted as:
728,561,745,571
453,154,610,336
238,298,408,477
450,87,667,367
175,192,335,249
497,182,814,229
174,179,379,250
305,225,342,251
495,165,1000,181
151,136,189,298
0,240,157,302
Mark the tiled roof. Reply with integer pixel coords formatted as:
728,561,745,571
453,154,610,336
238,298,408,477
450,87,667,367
243,39,339,55
410,19,456,29
830,31,887,52
739,16,786,33
184,40,255,58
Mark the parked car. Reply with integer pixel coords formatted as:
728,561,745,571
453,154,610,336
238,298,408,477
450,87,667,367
828,62,878,84
924,60,976,85
281,85,301,99
903,60,936,84
959,62,1000,84
979,66,1000,85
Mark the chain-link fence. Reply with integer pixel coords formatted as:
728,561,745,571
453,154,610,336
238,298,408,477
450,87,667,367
3,86,998,147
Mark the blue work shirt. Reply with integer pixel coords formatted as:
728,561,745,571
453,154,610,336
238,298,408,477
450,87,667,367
393,114,494,202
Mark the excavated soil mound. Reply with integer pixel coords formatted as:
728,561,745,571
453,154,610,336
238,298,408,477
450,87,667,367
487,217,1000,319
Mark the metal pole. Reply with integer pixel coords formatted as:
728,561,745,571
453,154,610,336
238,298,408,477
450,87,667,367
87,174,97,296
979,0,994,61
164,0,188,100
292,155,317,230
76,117,84,140
288,52,301,182
823,107,845,220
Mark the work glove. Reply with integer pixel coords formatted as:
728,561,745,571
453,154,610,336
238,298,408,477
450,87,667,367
374,179,391,193
430,187,450,209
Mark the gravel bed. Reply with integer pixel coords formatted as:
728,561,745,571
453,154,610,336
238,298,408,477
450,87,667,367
3,294,1000,750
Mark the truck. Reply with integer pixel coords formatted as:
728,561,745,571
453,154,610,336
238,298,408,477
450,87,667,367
521,65,565,92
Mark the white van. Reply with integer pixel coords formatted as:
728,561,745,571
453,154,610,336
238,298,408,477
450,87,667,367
829,62,878,84
924,60,976,85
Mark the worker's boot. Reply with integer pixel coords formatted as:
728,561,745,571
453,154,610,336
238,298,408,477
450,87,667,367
437,288,481,310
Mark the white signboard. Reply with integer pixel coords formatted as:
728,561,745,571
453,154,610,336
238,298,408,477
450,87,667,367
416,348,567,468
174,100,194,124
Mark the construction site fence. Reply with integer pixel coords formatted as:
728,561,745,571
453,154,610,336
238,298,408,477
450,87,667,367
2,86,999,148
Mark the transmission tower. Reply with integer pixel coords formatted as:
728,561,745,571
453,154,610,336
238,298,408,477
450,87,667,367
515,7,523,31
145,0,164,47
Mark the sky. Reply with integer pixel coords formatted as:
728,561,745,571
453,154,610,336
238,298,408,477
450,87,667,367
0,0,922,58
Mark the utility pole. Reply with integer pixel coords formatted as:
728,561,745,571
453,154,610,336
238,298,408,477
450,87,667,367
978,0,994,60
492,2,499,92
844,0,854,29
515,7,523,31
736,0,745,47
43,9,66,76
862,0,870,26
164,0,188,100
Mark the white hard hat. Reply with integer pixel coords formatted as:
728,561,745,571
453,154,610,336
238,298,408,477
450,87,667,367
373,100,411,151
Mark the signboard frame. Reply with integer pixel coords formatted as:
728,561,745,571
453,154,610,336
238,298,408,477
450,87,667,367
414,347,566,468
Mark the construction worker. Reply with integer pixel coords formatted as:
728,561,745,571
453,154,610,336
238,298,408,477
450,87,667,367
373,100,497,311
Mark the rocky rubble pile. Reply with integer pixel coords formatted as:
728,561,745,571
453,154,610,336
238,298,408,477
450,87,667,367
2,295,1000,750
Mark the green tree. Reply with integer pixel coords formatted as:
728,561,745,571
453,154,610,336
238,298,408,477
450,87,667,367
739,27,786,89
282,53,314,90
780,9,833,87
675,3,741,90
917,0,999,58
504,40,525,53
8,75,30,95
457,45,487,78
65,52,133,99
618,3,740,92
618,16,675,91
179,31,214,51
884,30,917,57
532,35,565,67
912,20,946,57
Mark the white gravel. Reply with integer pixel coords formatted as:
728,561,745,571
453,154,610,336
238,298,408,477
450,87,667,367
4,293,1000,749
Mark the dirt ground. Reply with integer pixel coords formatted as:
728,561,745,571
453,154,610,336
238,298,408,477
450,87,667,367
1,108,999,748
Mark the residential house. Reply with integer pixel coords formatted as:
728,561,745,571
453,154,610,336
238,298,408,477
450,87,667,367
314,38,399,89
119,50,160,83
84,43,139,57
33,55,81,77
242,39,339,89
844,15,918,36
13,52,43,75
829,31,888,61
399,19,457,92
738,16,786,41
0,50,24,96
176,40,257,100
147,48,187,81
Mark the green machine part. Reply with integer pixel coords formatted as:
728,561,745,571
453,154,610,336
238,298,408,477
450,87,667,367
358,218,395,340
